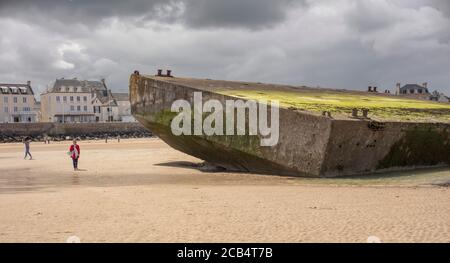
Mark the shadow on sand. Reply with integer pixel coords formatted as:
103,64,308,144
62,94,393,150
155,161,227,172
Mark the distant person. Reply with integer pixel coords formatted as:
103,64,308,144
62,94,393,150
105,135,108,143
69,139,81,171
117,135,120,143
23,137,32,160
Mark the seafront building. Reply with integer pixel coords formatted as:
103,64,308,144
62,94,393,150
394,82,449,102
41,78,96,123
0,81,38,123
112,93,136,122
40,78,132,123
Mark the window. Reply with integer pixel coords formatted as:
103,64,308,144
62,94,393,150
410,89,414,94
83,96,87,102
63,96,67,102
23,97,27,103
70,105,75,111
93,106,101,113
418,89,423,94
4,97,8,103
13,97,17,103
77,106,81,111
4,107,8,113
56,96,61,102
23,107,30,112
14,106,18,112
77,96,80,102
70,96,74,102
84,106,87,111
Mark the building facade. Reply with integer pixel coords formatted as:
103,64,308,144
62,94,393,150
395,82,430,99
40,78,131,123
41,78,95,123
92,88,120,122
430,91,450,103
112,93,136,122
0,81,38,123
395,82,449,103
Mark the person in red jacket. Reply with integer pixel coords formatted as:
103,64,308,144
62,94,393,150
69,139,80,171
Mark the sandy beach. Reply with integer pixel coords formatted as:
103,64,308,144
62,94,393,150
0,138,449,243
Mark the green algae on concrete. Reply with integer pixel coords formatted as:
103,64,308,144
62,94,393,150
147,108,263,157
378,127,450,169
218,89,450,122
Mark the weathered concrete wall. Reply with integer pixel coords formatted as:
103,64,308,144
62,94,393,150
0,122,150,139
130,74,332,176
130,73,450,177
321,121,450,176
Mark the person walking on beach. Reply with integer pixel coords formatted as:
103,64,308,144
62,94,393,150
69,139,80,171
23,137,32,160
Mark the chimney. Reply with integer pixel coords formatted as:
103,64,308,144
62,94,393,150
396,83,401,95
422,82,428,89
166,70,172,77
26,81,31,86
101,78,105,84
157,69,163,76
368,86,372,92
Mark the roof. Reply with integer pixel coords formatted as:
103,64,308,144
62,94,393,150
400,84,428,92
0,83,34,95
112,93,129,101
85,80,107,91
48,78,106,93
93,89,118,106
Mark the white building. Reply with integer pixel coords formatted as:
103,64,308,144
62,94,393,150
41,78,95,123
92,88,120,122
40,78,132,123
0,81,38,123
430,91,449,103
112,93,136,122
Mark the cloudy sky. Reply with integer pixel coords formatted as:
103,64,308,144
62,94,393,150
0,0,449,96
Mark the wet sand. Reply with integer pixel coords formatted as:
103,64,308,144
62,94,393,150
0,138,449,242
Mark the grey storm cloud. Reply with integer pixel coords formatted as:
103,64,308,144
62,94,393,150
0,0,449,96
0,0,301,29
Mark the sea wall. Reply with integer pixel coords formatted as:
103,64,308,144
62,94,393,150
0,122,151,142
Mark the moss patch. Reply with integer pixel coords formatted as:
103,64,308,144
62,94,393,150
378,128,450,169
218,89,450,122
148,109,262,156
